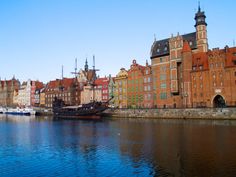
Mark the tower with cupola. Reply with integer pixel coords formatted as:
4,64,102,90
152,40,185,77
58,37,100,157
195,4,208,52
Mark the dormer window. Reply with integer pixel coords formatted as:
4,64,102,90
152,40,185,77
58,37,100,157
164,46,167,51
157,48,160,53
189,41,193,46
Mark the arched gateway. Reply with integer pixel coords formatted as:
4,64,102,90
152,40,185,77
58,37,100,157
213,95,226,108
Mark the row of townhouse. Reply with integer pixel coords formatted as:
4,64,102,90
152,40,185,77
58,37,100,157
0,78,44,107
113,6,236,109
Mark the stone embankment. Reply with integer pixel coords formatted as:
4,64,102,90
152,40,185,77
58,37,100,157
104,108,236,119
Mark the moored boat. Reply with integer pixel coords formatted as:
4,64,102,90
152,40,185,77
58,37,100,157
3,107,36,116
52,97,111,120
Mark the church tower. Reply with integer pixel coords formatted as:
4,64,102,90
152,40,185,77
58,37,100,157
195,4,208,52
84,58,88,72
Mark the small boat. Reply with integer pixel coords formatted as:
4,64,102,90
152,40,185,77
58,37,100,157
52,97,111,120
0,107,6,114
3,107,36,116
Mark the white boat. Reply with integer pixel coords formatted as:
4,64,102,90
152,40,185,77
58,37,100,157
0,107,6,114
3,107,36,116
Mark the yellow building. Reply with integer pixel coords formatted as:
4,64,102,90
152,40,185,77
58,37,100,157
114,68,128,108
40,88,45,107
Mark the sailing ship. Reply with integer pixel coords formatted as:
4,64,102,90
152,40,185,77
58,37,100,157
52,97,111,119
52,56,112,119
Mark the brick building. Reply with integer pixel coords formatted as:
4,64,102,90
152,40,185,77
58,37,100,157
150,5,236,108
150,5,207,108
45,78,79,108
191,46,236,108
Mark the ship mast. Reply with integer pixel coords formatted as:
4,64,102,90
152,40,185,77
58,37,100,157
71,58,79,78
92,55,99,102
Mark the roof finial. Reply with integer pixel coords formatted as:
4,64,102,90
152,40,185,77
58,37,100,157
154,34,156,42
198,1,201,12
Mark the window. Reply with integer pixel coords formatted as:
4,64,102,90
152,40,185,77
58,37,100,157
192,66,196,70
189,41,193,46
146,70,149,75
161,83,166,89
199,65,203,70
147,77,151,83
160,58,163,63
160,74,166,81
164,46,168,51
160,93,167,99
213,74,216,79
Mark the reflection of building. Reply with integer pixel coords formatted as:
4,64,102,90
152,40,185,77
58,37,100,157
0,77,20,107
114,68,128,108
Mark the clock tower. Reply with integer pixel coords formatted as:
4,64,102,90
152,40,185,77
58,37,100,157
195,4,208,52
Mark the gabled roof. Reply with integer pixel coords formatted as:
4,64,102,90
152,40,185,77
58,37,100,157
94,77,109,86
46,78,74,91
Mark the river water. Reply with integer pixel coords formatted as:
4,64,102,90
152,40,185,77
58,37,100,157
0,115,236,177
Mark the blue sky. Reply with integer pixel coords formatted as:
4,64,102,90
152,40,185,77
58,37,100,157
0,0,235,83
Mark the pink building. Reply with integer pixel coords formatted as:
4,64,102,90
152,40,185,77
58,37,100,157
94,77,109,102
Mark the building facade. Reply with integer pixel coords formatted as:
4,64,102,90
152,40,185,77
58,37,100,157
114,68,128,108
127,60,145,108
150,5,236,108
45,78,77,108
150,6,207,108
0,77,20,107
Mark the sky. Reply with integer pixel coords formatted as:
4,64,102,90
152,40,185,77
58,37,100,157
0,0,235,83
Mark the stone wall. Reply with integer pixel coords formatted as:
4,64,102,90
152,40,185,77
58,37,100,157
104,108,236,119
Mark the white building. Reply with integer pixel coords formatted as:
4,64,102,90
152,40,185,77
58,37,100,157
80,85,102,104
17,80,31,107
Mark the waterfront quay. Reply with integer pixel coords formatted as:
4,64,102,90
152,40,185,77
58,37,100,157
0,114,236,177
105,107,236,119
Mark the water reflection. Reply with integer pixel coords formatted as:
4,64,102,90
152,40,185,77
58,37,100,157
0,115,236,176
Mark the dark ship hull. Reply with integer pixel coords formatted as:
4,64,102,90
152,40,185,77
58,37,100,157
53,98,109,120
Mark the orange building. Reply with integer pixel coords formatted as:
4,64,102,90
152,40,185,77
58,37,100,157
127,60,145,108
